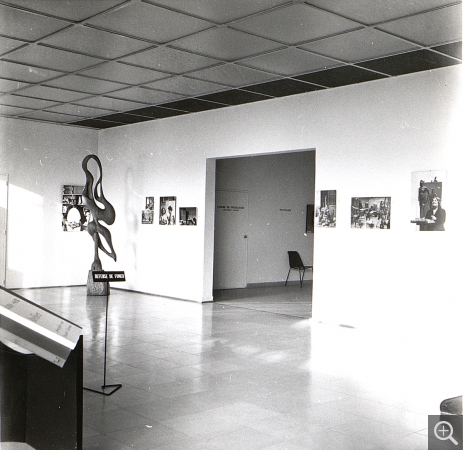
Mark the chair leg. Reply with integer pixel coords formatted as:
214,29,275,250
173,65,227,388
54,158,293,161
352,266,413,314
285,269,291,286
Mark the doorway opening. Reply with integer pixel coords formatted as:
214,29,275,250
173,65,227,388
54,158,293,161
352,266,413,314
209,150,315,317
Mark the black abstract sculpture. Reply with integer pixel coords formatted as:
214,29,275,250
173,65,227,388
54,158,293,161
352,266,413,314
82,155,116,273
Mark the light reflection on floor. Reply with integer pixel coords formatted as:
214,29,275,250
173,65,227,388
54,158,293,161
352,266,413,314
12,285,455,450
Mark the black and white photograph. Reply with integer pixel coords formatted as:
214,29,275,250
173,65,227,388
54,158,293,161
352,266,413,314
62,185,87,232
159,196,176,225
411,170,446,231
351,197,391,229
141,209,153,224
145,196,154,210
1,2,460,449
179,207,197,225
315,190,336,227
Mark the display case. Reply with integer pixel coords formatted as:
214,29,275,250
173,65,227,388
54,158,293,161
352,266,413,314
0,286,83,450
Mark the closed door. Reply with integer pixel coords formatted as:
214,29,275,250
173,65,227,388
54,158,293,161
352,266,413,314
213,190,248,289
0,174,8,286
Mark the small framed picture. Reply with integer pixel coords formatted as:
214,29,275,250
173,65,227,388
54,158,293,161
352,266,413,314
351,197,390,229
179,207,197,225
146,197,154,210
159,196,176,225
142,209,153,224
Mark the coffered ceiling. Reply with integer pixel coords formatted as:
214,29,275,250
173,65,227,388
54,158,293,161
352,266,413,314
0,0,461,129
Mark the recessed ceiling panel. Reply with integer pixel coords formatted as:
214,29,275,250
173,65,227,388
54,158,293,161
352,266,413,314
432,41,462,59
93,112,155,124
0,36,27,57
79,61,168,85
244,78,323,97
0,60,64,83
296,65,387,87
18,110,84,123
305,0,456,25
4,45,104,72
45,104,114,117
107,86,183,104
1,0,128,22
70,118,124,129
172,27,284,60
0,78,29,93
239,48,339,76
358,49,461,76
0,94,59,109
120,46,221,74
230,3,361,45
84,2,213,43
14,85,90,102
0,104,31,115
189,64,280,87
142,76,224,96
160,98,227,112
124,105,187,119
41,26,155,59
198,89,271,105
44,75,128,95
300,28,420,63
72,96,148,112
147,0,290,23
0,4,70,41
377,5,462,47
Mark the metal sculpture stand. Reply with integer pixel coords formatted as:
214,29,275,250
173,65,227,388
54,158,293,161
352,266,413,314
84,271,125,396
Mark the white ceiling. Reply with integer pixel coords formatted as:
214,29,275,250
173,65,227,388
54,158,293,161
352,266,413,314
0,0,461,128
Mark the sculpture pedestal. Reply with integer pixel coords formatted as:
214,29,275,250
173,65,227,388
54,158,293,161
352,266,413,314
87,270,109,296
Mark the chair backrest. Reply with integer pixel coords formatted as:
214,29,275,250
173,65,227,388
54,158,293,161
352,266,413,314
288,251,304,268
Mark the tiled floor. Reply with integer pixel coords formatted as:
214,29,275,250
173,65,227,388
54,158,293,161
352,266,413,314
14,285,453,450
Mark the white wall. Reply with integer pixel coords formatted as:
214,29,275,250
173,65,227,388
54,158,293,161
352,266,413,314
2,66,460,333
99,65,462,332
0,118,98,288
215,151,315,285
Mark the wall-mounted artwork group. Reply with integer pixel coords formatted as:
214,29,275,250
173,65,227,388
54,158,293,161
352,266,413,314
62,185,88,232
140,196,198,226
411,169,446,231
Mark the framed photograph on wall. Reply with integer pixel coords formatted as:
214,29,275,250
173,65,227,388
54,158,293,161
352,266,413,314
410,170,446,231
145,197,154,210
159,196,176,225
315,190,336,227
179,207,197,225
351,197,390,229
142,209,153,224
62,185,87,232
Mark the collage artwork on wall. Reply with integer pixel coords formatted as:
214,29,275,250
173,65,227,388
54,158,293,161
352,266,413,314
62,185,87,232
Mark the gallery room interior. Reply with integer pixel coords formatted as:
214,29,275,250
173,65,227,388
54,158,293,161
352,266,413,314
0,1,462,449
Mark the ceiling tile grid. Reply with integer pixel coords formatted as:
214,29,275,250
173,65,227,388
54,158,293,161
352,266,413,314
0,0,459,129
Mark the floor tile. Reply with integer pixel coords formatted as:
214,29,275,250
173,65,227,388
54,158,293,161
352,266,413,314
13,285,450,450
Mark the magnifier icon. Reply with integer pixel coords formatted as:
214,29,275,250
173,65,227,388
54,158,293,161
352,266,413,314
434,421,459,445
